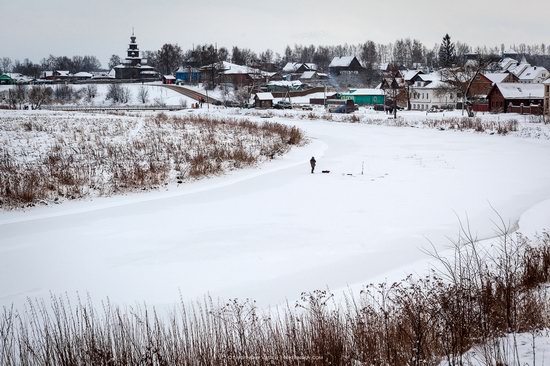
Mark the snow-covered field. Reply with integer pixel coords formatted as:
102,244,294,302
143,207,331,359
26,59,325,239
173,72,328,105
1,108,550,312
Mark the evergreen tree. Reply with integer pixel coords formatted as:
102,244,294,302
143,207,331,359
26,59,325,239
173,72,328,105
438,34,456,67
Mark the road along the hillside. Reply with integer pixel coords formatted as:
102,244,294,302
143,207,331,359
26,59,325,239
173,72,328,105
163,85,221,104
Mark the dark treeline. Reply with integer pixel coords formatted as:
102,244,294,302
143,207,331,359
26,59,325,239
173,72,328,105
3,38,550,76
134,38,550,81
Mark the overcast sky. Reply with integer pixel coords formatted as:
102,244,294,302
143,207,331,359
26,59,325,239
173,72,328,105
3,0,549,68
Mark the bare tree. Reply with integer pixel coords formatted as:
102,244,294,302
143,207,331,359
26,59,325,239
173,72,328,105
84,84,98,102
106,84,131,104
28,86,53,109
54,84,76,101
138,86,149,104
108,55,121,70
437,54,499,115
234,87,251,106
1,57,12,74
8,85,27,109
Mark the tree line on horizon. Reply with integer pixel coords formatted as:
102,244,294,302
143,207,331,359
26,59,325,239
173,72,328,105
3,35,550,78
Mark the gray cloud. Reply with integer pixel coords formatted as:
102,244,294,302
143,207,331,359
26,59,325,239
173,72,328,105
3,0,549,67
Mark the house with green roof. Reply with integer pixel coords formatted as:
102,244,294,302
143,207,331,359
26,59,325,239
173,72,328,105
340,88,385,106
0,74,14,85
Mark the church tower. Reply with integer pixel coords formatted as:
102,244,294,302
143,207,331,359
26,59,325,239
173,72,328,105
126,30,141,67
115,29,157,80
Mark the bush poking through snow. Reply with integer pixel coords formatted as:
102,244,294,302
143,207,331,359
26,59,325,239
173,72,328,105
0,113,304,208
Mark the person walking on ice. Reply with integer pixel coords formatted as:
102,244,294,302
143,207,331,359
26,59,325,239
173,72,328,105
310,156,316,174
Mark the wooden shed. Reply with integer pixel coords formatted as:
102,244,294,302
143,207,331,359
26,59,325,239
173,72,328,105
254,92,274,109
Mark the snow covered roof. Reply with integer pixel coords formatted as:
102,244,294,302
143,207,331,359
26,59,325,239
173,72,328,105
4,73,33,82
499,58,519,71
305,63,318,71
205,61,264,75
484,73,510,84
418,72,441,82
544,78,550,85
267,80,302,87
510,63,531,77
56,70,70,76
329,56,360,68
345,88,385,96
255,92,274,101
518,66,549,81
402,70,423,81
282,62,317,73
494,83,544,99
282,63,299,73
73,72,93,78
5,73,22,78
412,72,454,89
163,75,176,80
300,71,317,79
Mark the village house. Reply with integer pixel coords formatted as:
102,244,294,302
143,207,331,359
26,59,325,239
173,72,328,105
484,72,519,84
487,83,544,114
282,62,318,81
518,66,549,84
41,70,71,80
266,80,303,93
72,72,93,81
299,70,328,85
200,61,270,88
409,72,460,111
465,73,496,112
0,73,34,84
254,92,274,109
379,72,409,109
341,88,385,106
0,74,12,84
175,66,201,84
498,54,548,83
162,75,176,84
328,56,363,76
282,62,317,74
499,57,520,73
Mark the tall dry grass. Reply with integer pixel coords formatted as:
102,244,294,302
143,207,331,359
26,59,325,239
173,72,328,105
1,225,548,365
0,113,304,208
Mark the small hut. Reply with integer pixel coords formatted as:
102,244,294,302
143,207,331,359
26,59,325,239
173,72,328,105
254,92,274,109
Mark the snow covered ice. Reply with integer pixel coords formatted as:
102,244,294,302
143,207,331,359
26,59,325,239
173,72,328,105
1,109,550,311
